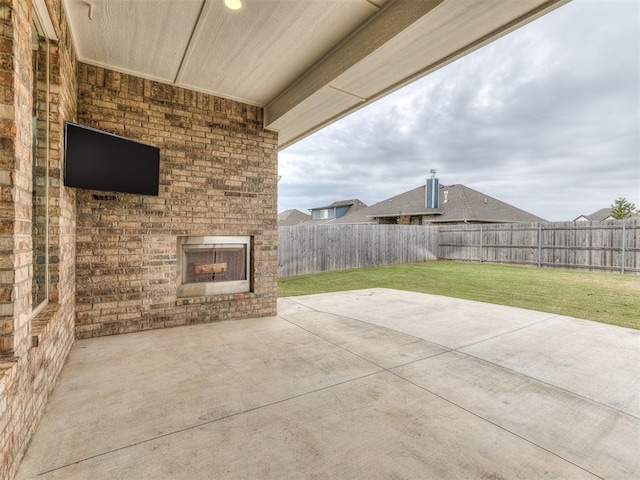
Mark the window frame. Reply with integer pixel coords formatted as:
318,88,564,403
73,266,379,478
30,7,51,316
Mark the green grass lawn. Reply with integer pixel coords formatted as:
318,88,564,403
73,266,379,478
278,261,640,329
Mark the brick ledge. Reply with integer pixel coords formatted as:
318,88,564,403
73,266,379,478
175,292,256,306
0,302,62,387
31,302,62,348
0,356,18,392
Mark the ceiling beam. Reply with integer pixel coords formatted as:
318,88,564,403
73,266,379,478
268,0,571,150
264,0,446,127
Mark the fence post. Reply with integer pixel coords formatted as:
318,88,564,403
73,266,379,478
479,225,483,263
538,224,542,268
621,222,627,274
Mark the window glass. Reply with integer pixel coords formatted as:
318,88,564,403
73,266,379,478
31,12,49,310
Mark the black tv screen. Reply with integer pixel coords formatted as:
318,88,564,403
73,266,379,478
64,122,160,196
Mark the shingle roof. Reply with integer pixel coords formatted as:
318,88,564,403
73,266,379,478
574,208,613,222
329,207,377,224
287,183,546,226
277,209,311,226
282,200,370,225
309,199,367,211
357,183,546,223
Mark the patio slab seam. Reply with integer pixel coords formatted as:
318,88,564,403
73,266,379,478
32,367,388,478
279,314,606,479
281,297,453,350
282,295,559,352
279,315,454,371
283,296,637,419
453,350,640,420
454,314,560,350
279,307,638,479
385,368,606,480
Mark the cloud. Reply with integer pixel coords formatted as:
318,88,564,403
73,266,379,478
278,0,640,221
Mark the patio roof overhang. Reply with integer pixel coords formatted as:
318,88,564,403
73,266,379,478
63,0,570,150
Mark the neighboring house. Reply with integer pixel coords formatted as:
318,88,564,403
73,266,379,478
282,173,546,226
310,199,367,221
307,199,368,223
336,172,546,225
277,200,368,226
573,208,613,222
278,209,311,226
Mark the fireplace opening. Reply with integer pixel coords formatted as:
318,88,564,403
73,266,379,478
177,236,251,297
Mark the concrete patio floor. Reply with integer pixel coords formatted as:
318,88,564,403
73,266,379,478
16,288,640,479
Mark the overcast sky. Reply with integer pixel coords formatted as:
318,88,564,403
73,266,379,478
278,0,640,222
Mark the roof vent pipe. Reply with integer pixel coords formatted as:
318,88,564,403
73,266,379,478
426,169,439,209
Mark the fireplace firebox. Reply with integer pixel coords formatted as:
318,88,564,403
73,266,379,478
177,236,251,297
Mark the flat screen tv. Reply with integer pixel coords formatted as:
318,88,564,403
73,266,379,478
64,122,160,196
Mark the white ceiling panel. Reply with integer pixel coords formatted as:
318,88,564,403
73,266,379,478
65,0,204,82
268,87,364,147
177,0,382,106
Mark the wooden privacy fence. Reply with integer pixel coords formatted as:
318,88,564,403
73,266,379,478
278,224,438,277
278,220,640,276
437,219,640,273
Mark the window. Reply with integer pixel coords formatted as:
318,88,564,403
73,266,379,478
31,10,49,311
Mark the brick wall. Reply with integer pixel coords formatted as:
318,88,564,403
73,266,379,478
0,0,31,358
0,0,18,355
0,0,77,478
75,64,278,338
48,0,78,311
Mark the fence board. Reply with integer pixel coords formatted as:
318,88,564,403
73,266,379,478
278,220,640,277
278,224,438,277
437,220,639,273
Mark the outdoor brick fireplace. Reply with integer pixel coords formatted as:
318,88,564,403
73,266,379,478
177,236,252,297
72,64,277,340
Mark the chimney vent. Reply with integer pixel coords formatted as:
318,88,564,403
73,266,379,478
426,170,439,209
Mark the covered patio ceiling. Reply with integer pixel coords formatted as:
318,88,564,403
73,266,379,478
63,0,570,149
